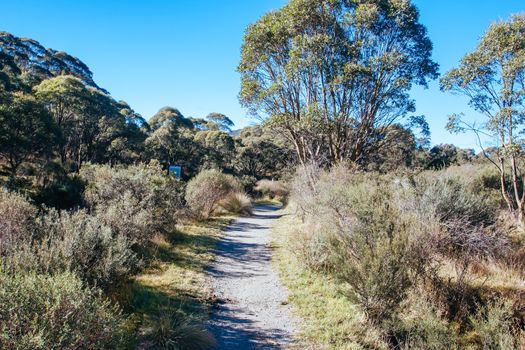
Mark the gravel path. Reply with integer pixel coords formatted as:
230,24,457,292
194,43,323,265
207,204,298,349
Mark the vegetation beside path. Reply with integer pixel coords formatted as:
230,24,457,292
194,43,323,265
126,218,232,349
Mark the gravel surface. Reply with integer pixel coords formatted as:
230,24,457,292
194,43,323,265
207,204,298,349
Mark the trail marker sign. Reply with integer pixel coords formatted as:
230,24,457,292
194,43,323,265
168,165,181,179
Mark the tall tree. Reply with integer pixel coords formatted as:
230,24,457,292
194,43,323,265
149,107,193,131
441,14,525,222
34,76,90,164
239,0,438,166
205,112,235,132
0,93,60,179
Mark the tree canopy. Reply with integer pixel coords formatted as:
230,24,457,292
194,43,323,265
239,0,438,166
441,14,525,221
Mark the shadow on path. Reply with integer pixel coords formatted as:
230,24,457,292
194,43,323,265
206,204,297,350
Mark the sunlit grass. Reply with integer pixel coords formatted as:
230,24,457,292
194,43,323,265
271,214,385,350
121,216,232,345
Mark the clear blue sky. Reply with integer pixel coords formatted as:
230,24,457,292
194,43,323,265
0,1,523,149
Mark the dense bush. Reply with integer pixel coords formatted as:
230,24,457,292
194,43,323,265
34,210,139,289
293,167,413,323
288,163,524,348
469,300,521,349
0,190,36,255
185,169,241,219
0,189,139,289
254,179,289,202
0,271,128,350
394,289,458,349
81,162,183,241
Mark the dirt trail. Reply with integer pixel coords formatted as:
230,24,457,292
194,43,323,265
207,204,298,349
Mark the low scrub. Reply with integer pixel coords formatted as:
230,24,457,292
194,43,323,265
81,162,184,236
254,179,289,202
0,271,128,350
0,190,37,255
219,192,252,216
285,163,525,348
185,169,241,219
147,309,216,350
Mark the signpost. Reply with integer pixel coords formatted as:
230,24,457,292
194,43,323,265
168,165,181,179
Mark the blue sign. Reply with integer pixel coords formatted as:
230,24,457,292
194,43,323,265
168,165,181,179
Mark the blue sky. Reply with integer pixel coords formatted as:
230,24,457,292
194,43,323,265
0,1,523,149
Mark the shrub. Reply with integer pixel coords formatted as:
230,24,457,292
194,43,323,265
469,299,520,350
8,210,139,290
417,175,495,228
0,190,36,255
395,290,458,349
95,191,156,247
254,179,289,201
291,165,413,323
0,271,128,350
219,192,252,216
81,163,183,240
185,169,241,219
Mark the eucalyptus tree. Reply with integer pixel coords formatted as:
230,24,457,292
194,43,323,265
194,130,236,170
205,112,235,132
0,93,60,179
148,106,194,131
34,75,90,164
441,14,525,221
239,0,438,166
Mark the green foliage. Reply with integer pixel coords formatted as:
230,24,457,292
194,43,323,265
149,106,193,131
239,0,438,165
185,169,241,219
81,163,183,240
395,291,458,350
417,175,495,228
31,210,139,289
468,300,520,350
441,14,525,221
0,271,128,350
194,130,235,171
233,125,294,180
205,112,234,132
291,167,413,323
0,93,60,178
0,31,99,89
0,190,37,255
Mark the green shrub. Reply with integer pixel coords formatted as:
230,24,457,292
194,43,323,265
291,166,413,324
0,271,128,350
7,210,139,290
0,190,36,255
185,169,241,219
219,192,253,216
81,162,183,235
417,175,495,228
468,299,520,350
395,290,458,349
